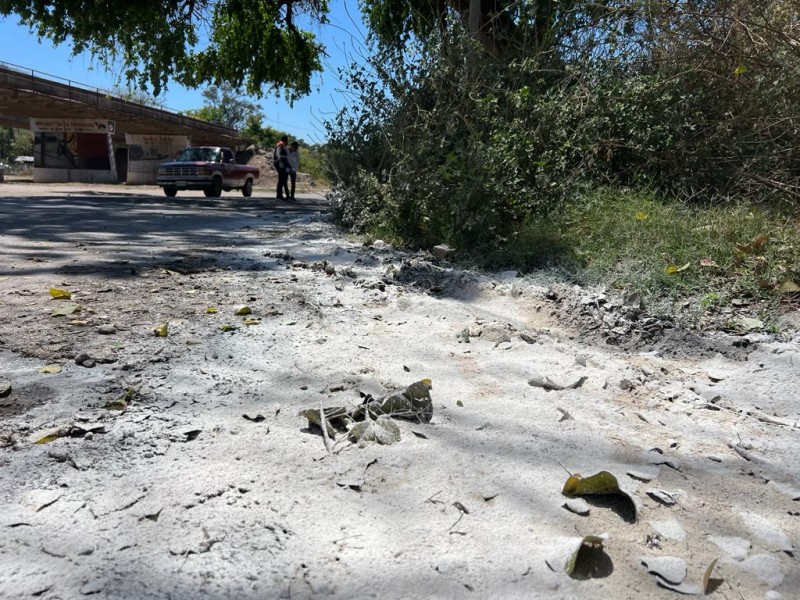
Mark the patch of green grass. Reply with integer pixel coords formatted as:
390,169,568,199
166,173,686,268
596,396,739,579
552,188,800,323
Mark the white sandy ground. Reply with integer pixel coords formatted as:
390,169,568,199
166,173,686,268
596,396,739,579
0,184,798,599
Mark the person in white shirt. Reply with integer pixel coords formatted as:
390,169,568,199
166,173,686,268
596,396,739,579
287,141,301,201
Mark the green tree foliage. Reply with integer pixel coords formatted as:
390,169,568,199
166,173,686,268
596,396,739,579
0,128,13,161
329,0,800,261
185,84,264,132
0,128,33,161
0,0,328,98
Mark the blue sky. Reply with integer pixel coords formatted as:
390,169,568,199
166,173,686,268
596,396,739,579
0,1,368,144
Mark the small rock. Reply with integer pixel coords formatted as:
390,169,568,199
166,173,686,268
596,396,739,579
431,244,455,260
74,353,96,368
648,518,685,540
0,380,11,398
646,489,679,506
619,379,635,391
97,324,116,335
562,498,590,516
47,449,71,463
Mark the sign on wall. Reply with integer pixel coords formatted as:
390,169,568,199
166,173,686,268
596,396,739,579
30,118,114,134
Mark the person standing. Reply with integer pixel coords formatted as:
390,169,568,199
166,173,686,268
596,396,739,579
287,141,301,200
273,135,290,200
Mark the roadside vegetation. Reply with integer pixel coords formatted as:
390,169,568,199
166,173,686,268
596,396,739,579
324,1,800,328
0,127,33,164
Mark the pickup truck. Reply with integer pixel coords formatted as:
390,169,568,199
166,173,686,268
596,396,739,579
157,146,259,198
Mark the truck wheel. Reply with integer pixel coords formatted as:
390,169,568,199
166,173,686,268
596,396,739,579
205,176,222,198
163,186,178,197
242,179,253,197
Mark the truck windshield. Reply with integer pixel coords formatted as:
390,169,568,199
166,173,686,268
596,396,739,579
175,148,220,162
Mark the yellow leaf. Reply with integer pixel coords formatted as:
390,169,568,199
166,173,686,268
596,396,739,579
49,288,72,299
778,279,800,293
206,307,218,314
35,433,62,444
733,64,747,77
120,387,139,403
153,323,169,337
562,473,583,496
562,471,621,496
38,364,62,374
234,306,252,316
635,212,648,221
665,262,690,275
242,317,260,326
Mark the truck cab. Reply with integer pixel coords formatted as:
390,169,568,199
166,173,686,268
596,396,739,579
157,146,259,198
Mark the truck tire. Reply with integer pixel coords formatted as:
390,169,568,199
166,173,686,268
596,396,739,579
242,179,253,197
163,186,178,197
204,176,222,198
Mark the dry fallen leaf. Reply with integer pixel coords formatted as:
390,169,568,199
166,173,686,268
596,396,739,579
778,279,800,293
49,288,72,299
565,534,609,576
153,322,169,337
348,416,401,446
51,304,81,317
234,306,252,315
206,307,218,314
735,234,769,254
38,364,63,374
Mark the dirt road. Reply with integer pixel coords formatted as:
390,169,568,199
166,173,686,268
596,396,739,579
1,183,798,599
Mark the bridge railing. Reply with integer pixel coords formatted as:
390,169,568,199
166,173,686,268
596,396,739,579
0,60,237,137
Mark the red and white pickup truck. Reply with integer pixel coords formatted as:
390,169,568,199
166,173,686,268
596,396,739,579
157,146,259,198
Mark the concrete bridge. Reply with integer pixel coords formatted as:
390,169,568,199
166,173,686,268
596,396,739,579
0,62,245,184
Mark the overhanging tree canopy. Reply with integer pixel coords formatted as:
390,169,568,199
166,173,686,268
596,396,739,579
0,0,329,100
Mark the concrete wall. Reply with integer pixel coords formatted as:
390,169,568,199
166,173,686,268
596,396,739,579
34,167,116,184
126,133,189,185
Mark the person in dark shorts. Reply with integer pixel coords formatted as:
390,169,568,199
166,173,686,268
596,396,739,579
272,135,290,200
